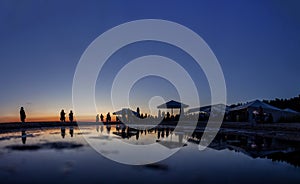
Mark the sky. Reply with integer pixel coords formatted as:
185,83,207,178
0,0,300,122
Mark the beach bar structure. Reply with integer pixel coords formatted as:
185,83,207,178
157,100,189,116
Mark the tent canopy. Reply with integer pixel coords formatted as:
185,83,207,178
113,108,138,116
229,100,281,112
187,104,228,114
157,100,189,109
282,108,299,114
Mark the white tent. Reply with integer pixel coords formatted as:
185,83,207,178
187,104,229,114
229,100,281,111
282,108,299,114
229,100,282,123
281,108,299,119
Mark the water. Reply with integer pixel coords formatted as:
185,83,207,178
0,125,300,183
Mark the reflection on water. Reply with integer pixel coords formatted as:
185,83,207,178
21,129,26,144
0,124,300,183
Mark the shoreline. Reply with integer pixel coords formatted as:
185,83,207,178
1,121,300,143
1,121,300,133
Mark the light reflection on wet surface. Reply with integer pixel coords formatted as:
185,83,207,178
0,125,300,183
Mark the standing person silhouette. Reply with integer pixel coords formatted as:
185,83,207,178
20,107,26,123
60,109,66,122
69,110,74,123
100,114,104,122
106,112,111,123
96,114,100,122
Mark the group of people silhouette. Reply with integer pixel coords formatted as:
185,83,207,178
60,109,74,123
96,112,111,123
19,107,75,123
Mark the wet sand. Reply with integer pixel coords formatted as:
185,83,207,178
1,121,300,141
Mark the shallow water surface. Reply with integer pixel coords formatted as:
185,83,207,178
0,125,299,183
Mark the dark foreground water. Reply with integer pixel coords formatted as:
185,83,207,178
0,125,300,184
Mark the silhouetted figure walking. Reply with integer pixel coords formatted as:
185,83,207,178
137,107,140,118
106,112,111,123
100,114,104,122
69,110,74,123
166,112,170,120
96,114,100,122
60,109,66,122
258,106,264,123
20,107,26,123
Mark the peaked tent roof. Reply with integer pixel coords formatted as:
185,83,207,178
187,104,228,114
157,100,189,109
113,108,138,116
229,100,281,111
282,108,299,114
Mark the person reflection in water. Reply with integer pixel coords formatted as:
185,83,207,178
178,133,183,144
136,129,139,140
157,129,161,139
60,109,66,122
20,107,26,123
21,129,27,144
106,124,111,134
61,127,66,138
69,126,74,137
100,125,103,133
69,110,74,123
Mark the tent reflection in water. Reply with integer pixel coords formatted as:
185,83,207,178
157,100,189,119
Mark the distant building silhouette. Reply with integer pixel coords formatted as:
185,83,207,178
20,107,26,123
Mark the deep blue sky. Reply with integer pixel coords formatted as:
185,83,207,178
0,0,300,121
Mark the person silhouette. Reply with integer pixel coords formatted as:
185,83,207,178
20,107,26,123
69,110,74,123
60,109,66,122
106,112,111,123
258,106,264,123
100,114,104,122
96,114,100,122
137,107,140,118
